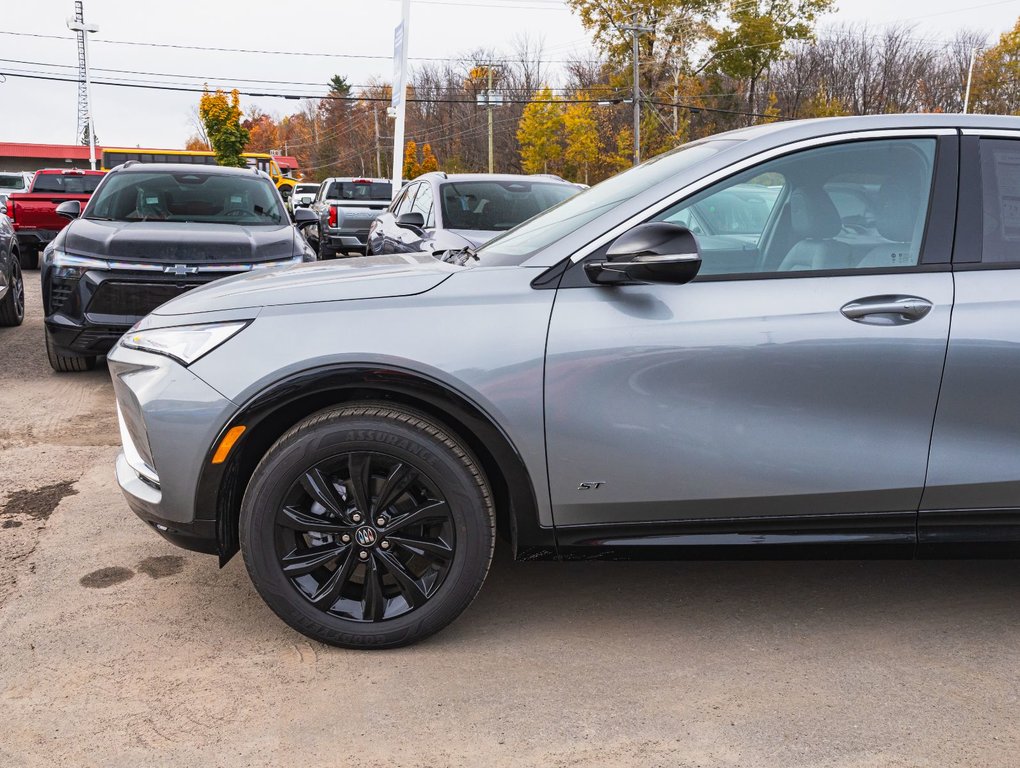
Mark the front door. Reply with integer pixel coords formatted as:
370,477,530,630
544,135,957,533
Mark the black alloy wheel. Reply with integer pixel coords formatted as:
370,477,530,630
276,452,456,622
0,258,24,326
240,404,495,649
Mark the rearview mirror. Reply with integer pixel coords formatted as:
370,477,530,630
56,200,82,220
585,222,702,285
396,212,425,230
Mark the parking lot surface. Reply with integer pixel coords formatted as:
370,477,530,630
2,271,1020,767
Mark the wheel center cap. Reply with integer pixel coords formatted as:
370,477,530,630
354,526,377,547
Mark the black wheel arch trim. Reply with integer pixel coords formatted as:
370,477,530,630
193,364,554,566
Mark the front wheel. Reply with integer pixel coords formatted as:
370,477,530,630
45,332,96,372
240,404,495,649
0,258,24,326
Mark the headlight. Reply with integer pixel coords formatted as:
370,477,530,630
44,248,109,276
121,321,248,366
199,255,303,273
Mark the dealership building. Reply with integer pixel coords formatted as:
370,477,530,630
0,142,302,176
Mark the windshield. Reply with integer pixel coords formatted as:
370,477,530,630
325,181,392,201
439,180,578,232
33,174,102,194
476,139,740,264
0,174,26,189
84,171,284,225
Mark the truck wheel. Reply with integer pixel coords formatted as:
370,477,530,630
45,333,96,373
318,237,337,260
240,403,495,649
0,258,24,326
19,248,38,270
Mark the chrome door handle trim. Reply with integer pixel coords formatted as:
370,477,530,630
840,295,933,325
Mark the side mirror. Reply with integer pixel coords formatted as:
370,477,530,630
292,207,317,224
56,200,82,220
585,222,702,286
396,211,425,230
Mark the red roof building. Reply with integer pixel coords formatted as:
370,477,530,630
0,142,303,177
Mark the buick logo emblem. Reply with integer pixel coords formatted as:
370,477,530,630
354,526,377,546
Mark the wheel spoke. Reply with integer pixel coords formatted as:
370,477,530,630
373,463,417,515
309,547,359,608
361,555,386,621
346,453,373,517
375,550,429,608
279,505,350,534
387,534,454,561
281,542,349,576
300,468,347,518
386,500,450,533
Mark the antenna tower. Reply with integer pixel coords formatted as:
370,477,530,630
73,0,90,144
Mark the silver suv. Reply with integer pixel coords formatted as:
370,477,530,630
110,114,1020,649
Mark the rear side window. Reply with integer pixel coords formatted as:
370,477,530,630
979,139,1020,263
32,174,102,193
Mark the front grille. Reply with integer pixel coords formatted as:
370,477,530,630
87,281,201,316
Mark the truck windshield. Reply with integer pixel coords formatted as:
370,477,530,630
84,171,284,225
33,174,102,194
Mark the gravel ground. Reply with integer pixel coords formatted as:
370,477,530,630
2,271,1020,767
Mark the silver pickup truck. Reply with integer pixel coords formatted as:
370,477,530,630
311,177,393,258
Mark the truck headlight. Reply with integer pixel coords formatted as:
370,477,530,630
122,321,248,366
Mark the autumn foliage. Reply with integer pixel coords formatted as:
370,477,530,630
198,88,249,168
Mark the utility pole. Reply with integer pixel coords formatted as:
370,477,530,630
487,66,494,174
373,107,382,178
963,46,979,114
67,2,99,170
622,22,653,165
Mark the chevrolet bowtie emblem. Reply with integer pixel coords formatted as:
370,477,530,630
165,264,198,276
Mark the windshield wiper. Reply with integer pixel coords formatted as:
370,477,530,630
440,246,478,266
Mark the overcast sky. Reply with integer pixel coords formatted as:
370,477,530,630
2,0,1019,149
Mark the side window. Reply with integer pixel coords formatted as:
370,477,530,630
395,184,419,217
410,182,434,226
979,139,1020,263
655,138,937,277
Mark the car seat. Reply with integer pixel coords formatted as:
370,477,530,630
856,181,921,268
778,187,853,271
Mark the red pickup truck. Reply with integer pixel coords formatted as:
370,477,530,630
6,168,105,268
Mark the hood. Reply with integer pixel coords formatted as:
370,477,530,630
64,219,296,263
447,229,502,248
154,252,457,315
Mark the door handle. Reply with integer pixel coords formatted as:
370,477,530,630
840,295,933,325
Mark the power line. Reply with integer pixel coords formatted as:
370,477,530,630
0,69,775,120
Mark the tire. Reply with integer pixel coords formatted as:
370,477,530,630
19,247,38,270
317,235,337,260
240,403,495,649
0,258,24,326
45,332,96,372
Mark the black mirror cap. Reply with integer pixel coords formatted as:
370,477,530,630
56,200,82,220
589,222,702,285
396,211,425,229
292,207,317,224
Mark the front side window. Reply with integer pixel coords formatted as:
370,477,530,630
410,182,434,226
394,183,419,216
84,171,284,225
655,138,937,277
